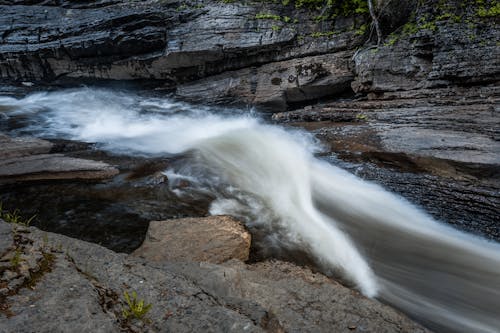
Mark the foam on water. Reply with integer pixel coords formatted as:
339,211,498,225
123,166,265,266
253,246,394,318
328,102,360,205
2,88,499,332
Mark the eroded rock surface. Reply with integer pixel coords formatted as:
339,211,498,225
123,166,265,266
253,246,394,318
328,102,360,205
132,215,251,264
0,219,428,333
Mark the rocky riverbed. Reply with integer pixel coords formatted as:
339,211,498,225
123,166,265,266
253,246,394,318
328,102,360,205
0,0,499,332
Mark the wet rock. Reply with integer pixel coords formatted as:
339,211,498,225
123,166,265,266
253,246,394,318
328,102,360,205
0,132,119,184
0,154,119,184
133,215,251,264
0,135,53,159
273,86,500,172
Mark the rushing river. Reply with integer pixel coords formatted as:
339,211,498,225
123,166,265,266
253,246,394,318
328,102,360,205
1,88,499,332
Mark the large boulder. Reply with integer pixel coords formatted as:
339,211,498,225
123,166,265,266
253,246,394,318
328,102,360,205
132,215,251,264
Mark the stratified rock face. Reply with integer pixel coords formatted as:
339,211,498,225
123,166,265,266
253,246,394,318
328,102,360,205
3,1,497,111
178,52,354,110
0,0,364,109
133,215,251,264
352,8,500,94
0,134,118,183
0,220,428,333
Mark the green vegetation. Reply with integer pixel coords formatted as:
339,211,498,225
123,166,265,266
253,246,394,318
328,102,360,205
271,25,281,31
255,13,282,20
477,3,500,17
0,202,36,227
355,23,368,35
356,113,368,121
294,0,368,16
10,248,24,268
310,30,336,38
122,291,153,322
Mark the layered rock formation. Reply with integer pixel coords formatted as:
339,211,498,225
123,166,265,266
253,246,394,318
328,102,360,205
0,134,118,184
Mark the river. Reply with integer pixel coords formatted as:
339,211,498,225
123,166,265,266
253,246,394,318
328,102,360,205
1,88,499,332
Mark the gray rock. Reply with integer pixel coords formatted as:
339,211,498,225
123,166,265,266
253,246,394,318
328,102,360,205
0,133,119,184
0,135,53,159
167,260,429,333
178,52,354,111
273,86,500,169
0,220,427,333
0,154,119,184
132,215,251,264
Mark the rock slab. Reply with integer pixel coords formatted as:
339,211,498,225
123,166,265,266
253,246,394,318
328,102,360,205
0,219,428,332
133,215,251,264
0,134,119,184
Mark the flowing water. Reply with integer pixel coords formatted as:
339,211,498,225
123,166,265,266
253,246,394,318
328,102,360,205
1,88,499,332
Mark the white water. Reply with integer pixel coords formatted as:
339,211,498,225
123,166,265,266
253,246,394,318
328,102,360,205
2,88,500,332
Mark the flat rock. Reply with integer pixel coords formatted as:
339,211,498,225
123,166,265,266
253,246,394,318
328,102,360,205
0,220,428,332
0,135,53,159
0,220,262,333
133,215,251,264
168,260,429,333
0,154,119,183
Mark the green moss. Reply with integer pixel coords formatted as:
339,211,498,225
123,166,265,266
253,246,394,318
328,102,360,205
477,3,500,17
283,15,292,22
310,30,336,38
175,3,188,11
255,13,282,20
313,14,329,22
355,23,368,35
271,25,281,31
384,33,398,46
293,0,368,17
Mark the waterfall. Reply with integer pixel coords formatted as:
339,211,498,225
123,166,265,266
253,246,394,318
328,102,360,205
2,88,499,332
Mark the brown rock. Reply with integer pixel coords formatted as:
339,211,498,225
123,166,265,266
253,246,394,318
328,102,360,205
132,215,251,264
0,134,53,159
0,154,119,184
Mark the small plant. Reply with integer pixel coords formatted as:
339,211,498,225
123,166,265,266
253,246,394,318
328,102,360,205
10,248,24,268
271,25,281,31
356,113,368,121
0,203,36,227
122,290,153,322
